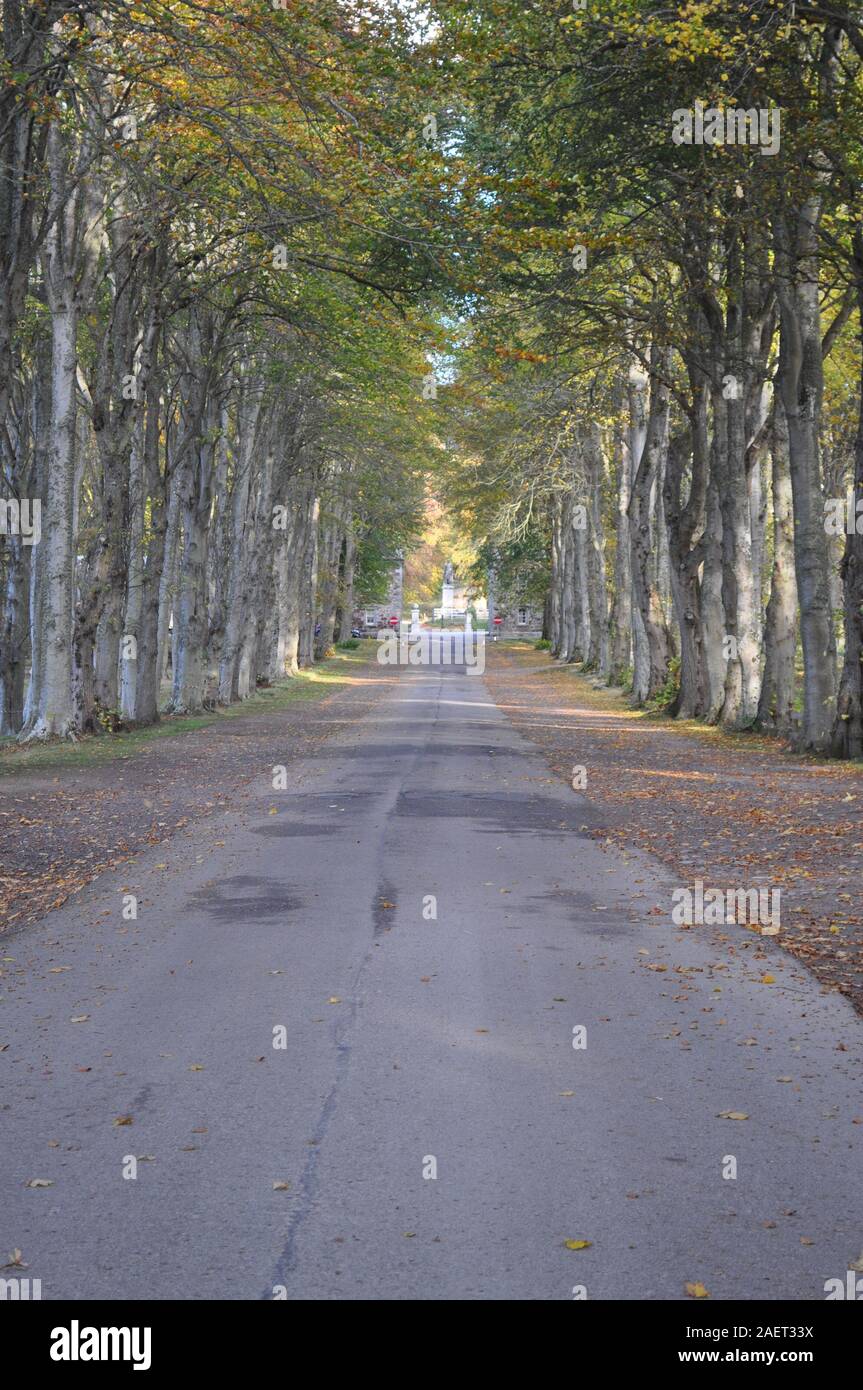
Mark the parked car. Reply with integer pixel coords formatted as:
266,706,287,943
351,627,362,639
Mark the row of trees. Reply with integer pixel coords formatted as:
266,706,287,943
0,1,442,740
430,0,863,758
6,1,863,759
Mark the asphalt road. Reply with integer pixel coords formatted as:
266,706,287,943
2,650,861,1300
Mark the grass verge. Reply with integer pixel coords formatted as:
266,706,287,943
0,647,375,779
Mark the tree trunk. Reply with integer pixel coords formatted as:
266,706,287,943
218,389,264,703
25,279,78,737
0,534,30,735
607,409,633,684
664,372,709,719
584,423,609,673
171,395,218,714
628,345,672,702
757,397,798,731
119,415,146,722
773,207,837,749
831,272,863,756
298,491,320,668
157,454,181,691
132,376,168,726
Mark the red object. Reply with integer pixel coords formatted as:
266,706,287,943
493,616,503,625
389,615,399,627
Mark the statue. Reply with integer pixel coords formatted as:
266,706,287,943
443,560,454,585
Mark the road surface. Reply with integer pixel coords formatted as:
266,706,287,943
2,649,861,1299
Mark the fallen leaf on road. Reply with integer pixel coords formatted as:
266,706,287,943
718,1111,749,1120
328,996,341,1004
273,1181,291,1191
760,974,775,984
564,1239,592,1250
113,1116,133,1126
2,1250,27,1268
685,1282,710,1299
189,1064,204,1071
25,1179,53,1188
70,1015,89,1023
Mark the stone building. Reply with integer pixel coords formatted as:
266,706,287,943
354,558,403,631
487,569,544,638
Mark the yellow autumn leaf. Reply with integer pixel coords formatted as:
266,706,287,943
564,1239,592,1250
685,1281,710,1299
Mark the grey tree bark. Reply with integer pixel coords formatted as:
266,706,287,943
606,405,633,684
757,397,798,731
22,119,101,739
628,345,672,702
773,206,838,749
